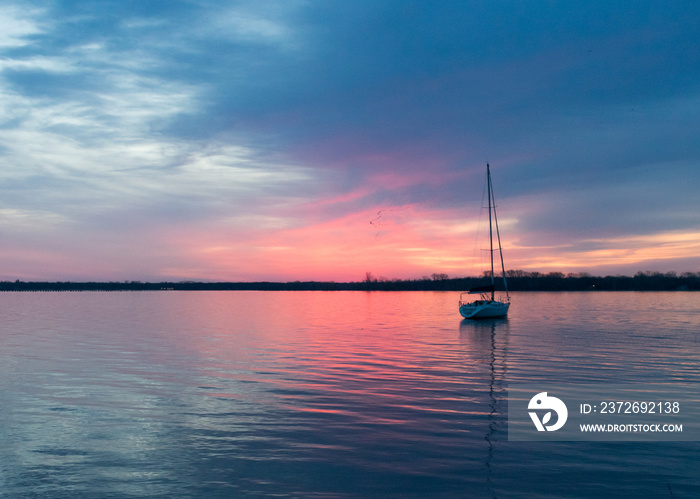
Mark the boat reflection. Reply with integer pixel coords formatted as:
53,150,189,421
459,319,510,498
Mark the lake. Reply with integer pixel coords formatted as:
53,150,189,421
1,291,698,497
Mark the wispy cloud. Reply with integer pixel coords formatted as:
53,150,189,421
0,6,42,48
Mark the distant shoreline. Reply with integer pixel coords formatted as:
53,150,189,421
2,272,698,292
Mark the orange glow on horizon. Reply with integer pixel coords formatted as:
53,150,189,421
159,204,700,281
4,198,697,282
506,230,700,273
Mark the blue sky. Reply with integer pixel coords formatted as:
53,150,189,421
1,1,699,281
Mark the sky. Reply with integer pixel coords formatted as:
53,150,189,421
1,1,700,282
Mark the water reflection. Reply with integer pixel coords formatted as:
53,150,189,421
0,291,699,497
459,319,510,499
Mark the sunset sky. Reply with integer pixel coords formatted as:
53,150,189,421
1,1,699,282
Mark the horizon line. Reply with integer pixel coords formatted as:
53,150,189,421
2,270,699,285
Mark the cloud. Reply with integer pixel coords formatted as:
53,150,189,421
509,230,700,274
0,6,42,48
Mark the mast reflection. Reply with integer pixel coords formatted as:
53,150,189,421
459,319,510,498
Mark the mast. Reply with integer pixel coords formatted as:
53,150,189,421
487,163,495,301
490,165,509,299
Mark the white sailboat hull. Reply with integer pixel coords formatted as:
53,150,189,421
459,300,510,319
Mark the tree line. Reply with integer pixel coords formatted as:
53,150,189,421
1,270,699,292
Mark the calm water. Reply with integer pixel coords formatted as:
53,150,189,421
1,291,699,498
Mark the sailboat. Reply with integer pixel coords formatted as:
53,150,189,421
459,163,511,319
